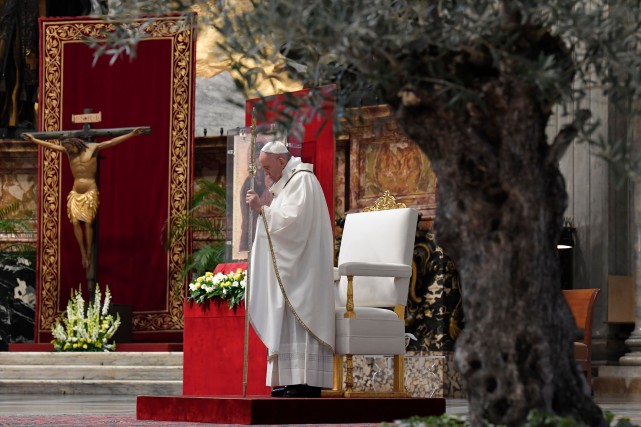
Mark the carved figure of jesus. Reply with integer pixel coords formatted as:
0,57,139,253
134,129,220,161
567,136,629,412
23,128,146,271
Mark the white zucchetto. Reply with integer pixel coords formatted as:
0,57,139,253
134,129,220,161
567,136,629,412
261,140,290,154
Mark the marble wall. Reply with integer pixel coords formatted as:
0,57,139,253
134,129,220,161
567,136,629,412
0,253,36,350
348,351,463,398
0,140,37,350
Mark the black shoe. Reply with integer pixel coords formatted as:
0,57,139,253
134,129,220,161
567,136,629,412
283,384,321,398
271,386,286,397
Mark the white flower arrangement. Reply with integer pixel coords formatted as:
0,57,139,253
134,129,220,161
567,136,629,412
51,284,121,352
188,268,247,309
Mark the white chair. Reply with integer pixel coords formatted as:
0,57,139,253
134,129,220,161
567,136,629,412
330,192,418,397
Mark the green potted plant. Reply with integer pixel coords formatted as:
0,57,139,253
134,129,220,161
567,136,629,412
166,179,226,278
0,202,35,256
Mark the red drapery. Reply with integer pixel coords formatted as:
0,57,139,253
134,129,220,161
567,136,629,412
35,16,195,342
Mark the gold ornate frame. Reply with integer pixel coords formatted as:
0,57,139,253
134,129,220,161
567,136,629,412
37,16,194,339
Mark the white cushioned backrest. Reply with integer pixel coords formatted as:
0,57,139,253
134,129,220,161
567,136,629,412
337,207,418,307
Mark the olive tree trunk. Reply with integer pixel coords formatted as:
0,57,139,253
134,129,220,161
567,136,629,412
390,76,606,426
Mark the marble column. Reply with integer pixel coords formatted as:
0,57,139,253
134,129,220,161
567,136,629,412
619,180,641,365
592,109,641,398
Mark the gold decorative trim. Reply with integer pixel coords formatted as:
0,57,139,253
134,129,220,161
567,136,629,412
284,169,313,187
38,148,62,331
362,190,407,212
37,16,194,335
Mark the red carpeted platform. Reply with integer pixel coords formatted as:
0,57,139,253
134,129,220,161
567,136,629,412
136,395,446,425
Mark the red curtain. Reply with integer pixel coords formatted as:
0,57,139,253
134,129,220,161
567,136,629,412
36,17,195,342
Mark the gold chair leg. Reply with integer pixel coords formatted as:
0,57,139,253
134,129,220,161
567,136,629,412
321,354,345,397
393,354,405,393
332,354,344,392
346,354,354,394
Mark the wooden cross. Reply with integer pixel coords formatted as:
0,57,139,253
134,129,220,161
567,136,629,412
21,108,151,296
24,109,151,142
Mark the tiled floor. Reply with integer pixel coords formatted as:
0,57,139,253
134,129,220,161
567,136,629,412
0,395,638,424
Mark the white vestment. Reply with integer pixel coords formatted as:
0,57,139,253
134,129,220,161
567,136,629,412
248,157,335,388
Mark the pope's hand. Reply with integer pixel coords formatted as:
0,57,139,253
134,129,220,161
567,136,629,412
246,190,262,213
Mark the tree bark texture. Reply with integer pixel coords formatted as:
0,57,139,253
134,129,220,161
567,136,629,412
389,75,605,426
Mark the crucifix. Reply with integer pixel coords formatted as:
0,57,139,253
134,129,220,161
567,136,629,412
21,108,151,296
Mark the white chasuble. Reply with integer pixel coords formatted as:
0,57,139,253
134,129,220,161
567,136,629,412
248,157,335,387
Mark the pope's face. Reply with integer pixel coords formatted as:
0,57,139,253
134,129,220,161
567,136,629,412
259,152,287,183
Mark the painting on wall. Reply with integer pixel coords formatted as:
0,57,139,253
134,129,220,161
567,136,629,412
347,106,437,227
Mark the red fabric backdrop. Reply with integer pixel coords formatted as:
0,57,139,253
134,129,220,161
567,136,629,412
36,17,195,342
59,41,171,312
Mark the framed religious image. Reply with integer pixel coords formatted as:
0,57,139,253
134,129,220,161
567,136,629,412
226,126,294,261
347,105,437,229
